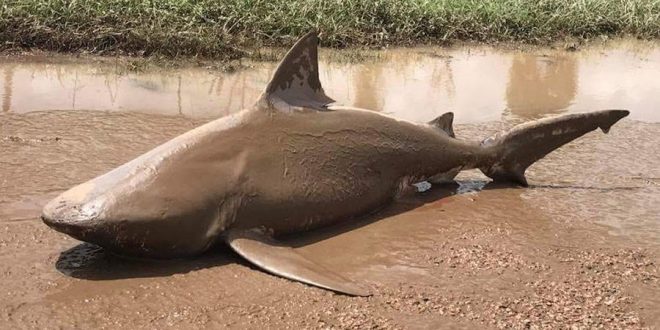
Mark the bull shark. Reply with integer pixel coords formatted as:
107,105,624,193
42,31,629,296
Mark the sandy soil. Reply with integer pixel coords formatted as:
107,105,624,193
1,109,658,329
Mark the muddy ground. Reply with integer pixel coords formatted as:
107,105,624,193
1,110,658,329
1,42,659,329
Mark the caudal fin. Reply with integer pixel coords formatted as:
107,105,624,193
479,110,629,186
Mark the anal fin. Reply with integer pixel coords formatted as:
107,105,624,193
225,229,370,296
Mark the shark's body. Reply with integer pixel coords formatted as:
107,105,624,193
42,32,629,296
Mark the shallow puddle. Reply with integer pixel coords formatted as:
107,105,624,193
1,39,659,123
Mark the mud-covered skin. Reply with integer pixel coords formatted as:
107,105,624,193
42,104,628,259
230,108,483,233
42,107,484,258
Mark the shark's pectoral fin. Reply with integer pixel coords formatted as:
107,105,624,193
225,229,370,296
254,31,335,113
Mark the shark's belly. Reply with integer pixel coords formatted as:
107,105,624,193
232,174,398,236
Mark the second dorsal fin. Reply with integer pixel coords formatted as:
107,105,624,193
428,112,455,138
255,31,335,112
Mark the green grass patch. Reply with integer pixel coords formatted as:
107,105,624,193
2,0,659,58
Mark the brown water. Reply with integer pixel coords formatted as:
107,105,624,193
2,40,659,123
1,41,659,329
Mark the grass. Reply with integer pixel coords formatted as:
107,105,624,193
1,0,659,59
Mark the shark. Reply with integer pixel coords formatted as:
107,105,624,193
42,32,630,296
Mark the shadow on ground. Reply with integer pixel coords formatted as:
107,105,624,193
56,243,239,280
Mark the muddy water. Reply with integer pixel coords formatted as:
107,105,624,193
1,40,659,329
2,40,660,123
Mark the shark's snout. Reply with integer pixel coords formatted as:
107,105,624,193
41,192,104,240
41,182,219,259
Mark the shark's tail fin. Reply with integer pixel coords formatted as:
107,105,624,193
479,110,629,186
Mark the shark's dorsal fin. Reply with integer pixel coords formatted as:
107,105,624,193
428,112,455,138
255,31,335,112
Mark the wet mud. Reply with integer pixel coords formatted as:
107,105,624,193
1,40,659,329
